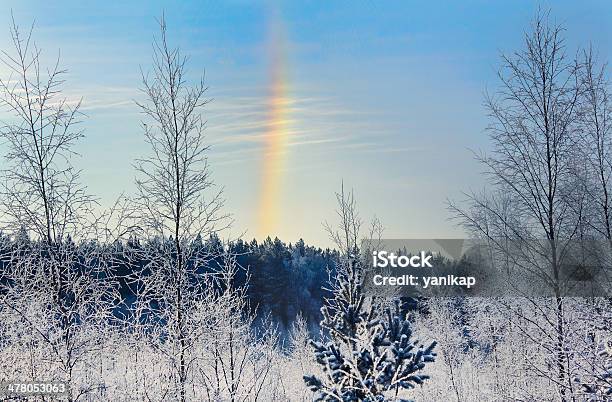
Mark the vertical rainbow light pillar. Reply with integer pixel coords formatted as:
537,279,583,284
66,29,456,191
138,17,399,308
257,12,290,239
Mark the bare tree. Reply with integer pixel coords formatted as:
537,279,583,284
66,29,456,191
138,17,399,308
198,281,278,402
576,47,612,245
0,17,92,243
323,182,363,258
448,11,582,401
571,48,612,400
130,16,231,402
0,16,118,401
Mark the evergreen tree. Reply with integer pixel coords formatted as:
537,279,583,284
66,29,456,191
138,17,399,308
304,184,436,401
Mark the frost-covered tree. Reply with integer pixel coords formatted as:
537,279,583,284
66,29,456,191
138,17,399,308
448,11,585,400
575,47,612,242
304,184,436,401
128,16,234,402
570,298,612,401
0,16,119,401
199,298,280,401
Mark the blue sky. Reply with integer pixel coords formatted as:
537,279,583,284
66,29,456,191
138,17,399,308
1,1,611,246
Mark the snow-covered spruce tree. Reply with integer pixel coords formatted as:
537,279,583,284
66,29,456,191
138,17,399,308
304,184,436,401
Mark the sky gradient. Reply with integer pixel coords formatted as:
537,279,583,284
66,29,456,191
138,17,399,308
1,1,611,246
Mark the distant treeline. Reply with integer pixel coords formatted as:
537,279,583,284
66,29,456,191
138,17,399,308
0,230,337,331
